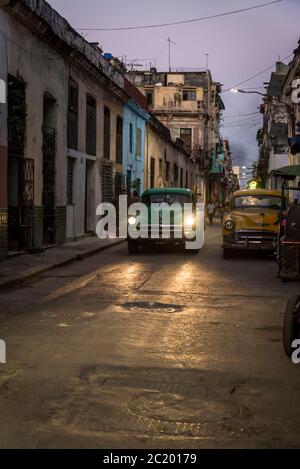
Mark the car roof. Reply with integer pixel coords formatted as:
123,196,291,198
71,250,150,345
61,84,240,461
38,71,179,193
142,188,193,197
233,189,282,197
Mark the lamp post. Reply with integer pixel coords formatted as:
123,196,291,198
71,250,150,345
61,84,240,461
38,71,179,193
230,88,294,118
230,88,266,97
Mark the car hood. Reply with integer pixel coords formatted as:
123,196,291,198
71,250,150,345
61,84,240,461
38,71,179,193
226,209,279,230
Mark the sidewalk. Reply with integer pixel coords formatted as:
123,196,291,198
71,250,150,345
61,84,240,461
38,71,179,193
0,237,124,290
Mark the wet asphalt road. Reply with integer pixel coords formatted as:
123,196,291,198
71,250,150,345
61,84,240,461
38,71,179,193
1,225,300,448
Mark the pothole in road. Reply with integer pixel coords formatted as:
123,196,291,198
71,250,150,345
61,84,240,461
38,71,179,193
121,301,184,313
128,391,238,424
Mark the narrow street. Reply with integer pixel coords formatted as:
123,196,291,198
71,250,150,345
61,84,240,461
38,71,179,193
0,226,300,449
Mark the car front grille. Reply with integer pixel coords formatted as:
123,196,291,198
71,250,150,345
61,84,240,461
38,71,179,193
140,224,184,239
235,230,277,242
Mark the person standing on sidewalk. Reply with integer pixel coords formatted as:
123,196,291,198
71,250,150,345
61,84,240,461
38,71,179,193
207,201,216,226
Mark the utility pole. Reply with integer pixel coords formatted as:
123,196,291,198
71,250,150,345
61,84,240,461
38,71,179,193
168,37,176,72
205,53,209,71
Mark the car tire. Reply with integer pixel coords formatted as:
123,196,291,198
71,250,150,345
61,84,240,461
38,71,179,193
188,249,199,255
283,296,300,358
128,241,139,254
223,248,232,259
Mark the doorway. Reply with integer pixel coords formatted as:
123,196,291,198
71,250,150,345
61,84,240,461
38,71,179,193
85,159,95,233
7,75,34,251
42,93,56,245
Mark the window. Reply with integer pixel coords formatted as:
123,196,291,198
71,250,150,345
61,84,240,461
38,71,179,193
183,90,196,101
67,81,78,150
180,168,183,188
86,95,96,156
146,92,153,107
142,192,192,206
116,116,123,164
166,161,170,182
174,163,178,185
180,128,192,153
129,123,133,153
159,158,163,177
233,195,281,210
104,107,110,160
115,172,123,198
150,158,155,188
67,157,74,205
126,169,132,193
136,178,141,196
136,127,142,158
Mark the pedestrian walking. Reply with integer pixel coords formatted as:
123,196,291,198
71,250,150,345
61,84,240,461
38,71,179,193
207,201,216,226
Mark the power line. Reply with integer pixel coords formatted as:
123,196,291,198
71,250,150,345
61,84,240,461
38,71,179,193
225,123,261,138
223,111,261,118
221,119,262,128
223,52,293,91
76,1,283,32
222,116,262,124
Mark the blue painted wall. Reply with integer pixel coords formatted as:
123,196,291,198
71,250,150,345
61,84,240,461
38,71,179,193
123,100,149,196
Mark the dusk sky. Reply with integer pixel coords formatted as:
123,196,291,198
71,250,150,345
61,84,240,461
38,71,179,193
48,0,300,169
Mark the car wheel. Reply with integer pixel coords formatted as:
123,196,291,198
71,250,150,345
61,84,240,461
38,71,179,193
128,241,138,254
283,296,300,358
223,248,232,259
188,249,199,255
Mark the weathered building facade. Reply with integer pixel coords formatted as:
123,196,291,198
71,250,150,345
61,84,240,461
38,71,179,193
122,80,149,197
145,115,198,193
257,62,290,189
283,40,300,169
0,0,70,255
127,69,225,201
0,0,202,258
0,0,132,255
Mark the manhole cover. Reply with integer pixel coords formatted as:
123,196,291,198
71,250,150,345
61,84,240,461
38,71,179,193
121,302,184,313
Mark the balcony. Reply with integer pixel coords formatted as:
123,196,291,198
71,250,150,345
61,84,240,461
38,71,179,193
210,153,225,177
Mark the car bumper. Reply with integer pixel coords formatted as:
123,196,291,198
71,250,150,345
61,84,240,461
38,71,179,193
222,241,275,251
128,231,196,246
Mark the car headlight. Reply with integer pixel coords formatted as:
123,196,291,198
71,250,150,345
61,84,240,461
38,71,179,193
224,220,234,231
185,215,195,227
128,217,136,226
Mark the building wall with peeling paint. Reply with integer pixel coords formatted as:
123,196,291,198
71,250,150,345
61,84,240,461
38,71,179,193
145,121,203,195
66,67,125,241
0,6,68,252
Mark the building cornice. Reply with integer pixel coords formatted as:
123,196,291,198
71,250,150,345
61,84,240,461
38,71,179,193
0,0,133,103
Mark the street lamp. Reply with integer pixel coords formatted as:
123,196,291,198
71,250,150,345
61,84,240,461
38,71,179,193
230,88,266,97
230,88,294,117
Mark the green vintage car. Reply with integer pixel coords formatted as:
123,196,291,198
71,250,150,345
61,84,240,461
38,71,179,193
127,188,198,254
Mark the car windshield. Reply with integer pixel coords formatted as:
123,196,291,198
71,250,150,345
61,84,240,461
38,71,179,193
233,195,281,210
142,193,192,206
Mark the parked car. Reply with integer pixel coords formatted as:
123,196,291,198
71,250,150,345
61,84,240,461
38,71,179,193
127,188,198,254
222,189,282,259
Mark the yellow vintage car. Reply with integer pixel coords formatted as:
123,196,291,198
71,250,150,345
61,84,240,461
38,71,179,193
222,189,283,259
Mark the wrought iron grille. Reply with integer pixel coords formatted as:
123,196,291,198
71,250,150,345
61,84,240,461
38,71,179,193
101,160,113,203
42,125,56,245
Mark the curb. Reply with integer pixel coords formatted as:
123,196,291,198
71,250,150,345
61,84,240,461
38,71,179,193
0,239,125,291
